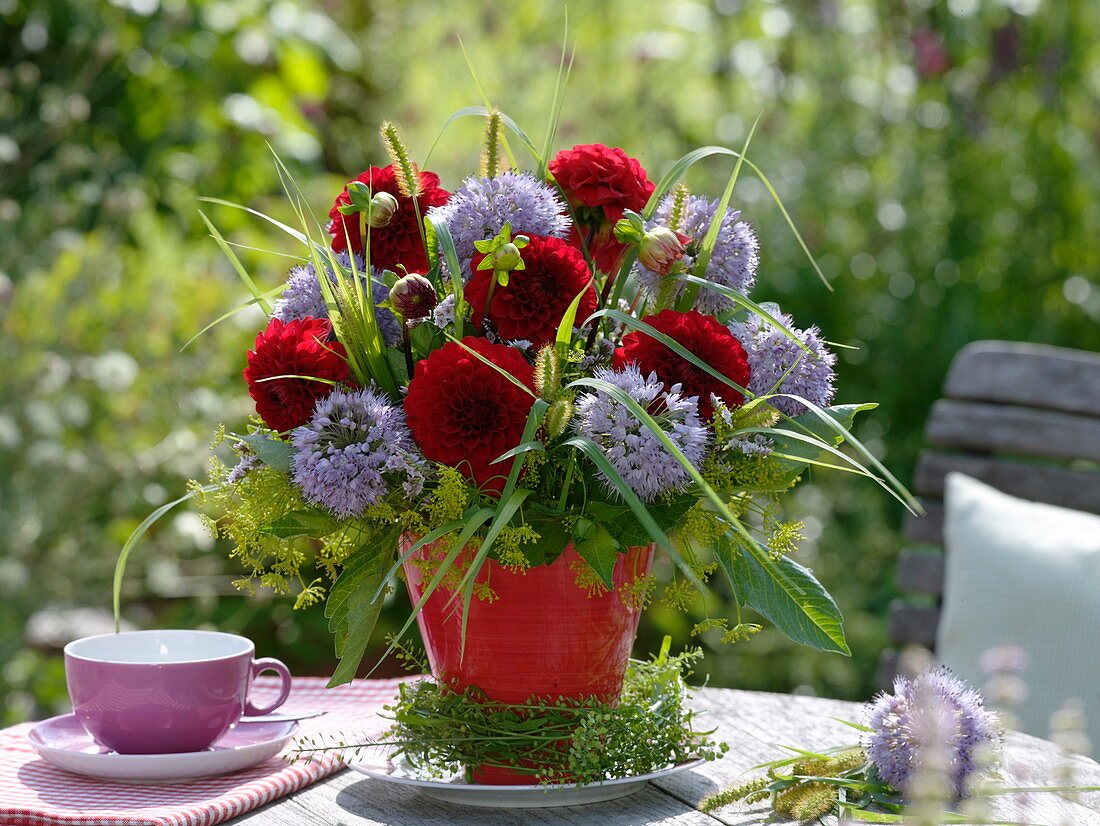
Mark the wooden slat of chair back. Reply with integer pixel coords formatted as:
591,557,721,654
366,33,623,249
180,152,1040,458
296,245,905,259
882,341,1100,682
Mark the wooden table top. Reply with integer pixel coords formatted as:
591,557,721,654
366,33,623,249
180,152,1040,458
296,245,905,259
231,687,1100,825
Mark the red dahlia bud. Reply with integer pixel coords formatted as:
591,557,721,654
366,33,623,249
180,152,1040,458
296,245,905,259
638,227,691,277
365,191,399,228
389,273,438,319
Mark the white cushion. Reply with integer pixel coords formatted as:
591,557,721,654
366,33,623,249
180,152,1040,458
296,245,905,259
937,472,1100,747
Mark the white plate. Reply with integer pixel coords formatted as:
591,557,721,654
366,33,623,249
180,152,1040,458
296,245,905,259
349,751,704,808
27,714,298,783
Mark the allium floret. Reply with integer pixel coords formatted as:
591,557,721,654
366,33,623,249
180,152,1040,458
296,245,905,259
729,310,837,418
272,253,401,348
291,387,429,518
427,171,571,276
573,365,710,502
864,667,1000,801
637,193,759,313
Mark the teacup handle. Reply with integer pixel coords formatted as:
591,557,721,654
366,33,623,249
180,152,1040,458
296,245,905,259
244,657,293,716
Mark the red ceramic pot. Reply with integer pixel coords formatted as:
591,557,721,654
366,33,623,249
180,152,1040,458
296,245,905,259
402,538,655,784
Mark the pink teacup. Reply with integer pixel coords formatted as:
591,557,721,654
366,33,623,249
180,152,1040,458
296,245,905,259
64,629,292,754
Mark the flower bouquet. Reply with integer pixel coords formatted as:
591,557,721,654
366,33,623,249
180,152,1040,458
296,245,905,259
119,107,913,784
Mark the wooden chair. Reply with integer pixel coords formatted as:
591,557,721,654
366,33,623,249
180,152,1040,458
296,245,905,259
880,340,1100,683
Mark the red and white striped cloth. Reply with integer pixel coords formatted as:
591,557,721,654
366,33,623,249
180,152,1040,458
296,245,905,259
0,676,405,826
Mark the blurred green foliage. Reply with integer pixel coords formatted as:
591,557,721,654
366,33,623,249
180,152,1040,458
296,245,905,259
3,0,1098,724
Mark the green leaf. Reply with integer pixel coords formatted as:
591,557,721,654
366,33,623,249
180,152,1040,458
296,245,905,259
586,497,695,548
523,517,572,567
556,282,596,362
325,532,398,687
257,509,338,539
573,523,619,589
240,433,294,473
717,534,849,655
385,346,409,384
408,319,445,360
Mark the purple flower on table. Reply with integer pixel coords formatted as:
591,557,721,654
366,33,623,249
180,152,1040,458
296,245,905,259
427,172,571,277
272,253,401,348
864,667,1000,801
291,387,429,517
636,193,759,313
573,365,710,502
729,310,837,418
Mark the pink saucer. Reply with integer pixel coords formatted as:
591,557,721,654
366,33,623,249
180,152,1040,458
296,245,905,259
27,714,298,783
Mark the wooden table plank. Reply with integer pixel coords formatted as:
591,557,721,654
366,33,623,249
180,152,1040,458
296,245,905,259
231,687,1100,825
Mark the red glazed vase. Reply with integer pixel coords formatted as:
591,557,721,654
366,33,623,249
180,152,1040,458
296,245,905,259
401,539,655,784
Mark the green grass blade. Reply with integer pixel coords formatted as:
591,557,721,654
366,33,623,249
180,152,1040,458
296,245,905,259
198,210,273,314
198,197,309,245
456,487,532,651
677,113,760,312
672,274,810,353
538,15,573,180
740,157,831,290
561,434,705,593
639,148,829,289
428,214,466,339
180,286,284,351
771,395,920,513
589,308,751,397
456,38,519,169
113,486,216,630
369,515,473,603
445,334,538,398
369,506,495,675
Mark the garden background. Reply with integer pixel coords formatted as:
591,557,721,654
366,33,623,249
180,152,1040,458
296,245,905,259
2,0,1098,725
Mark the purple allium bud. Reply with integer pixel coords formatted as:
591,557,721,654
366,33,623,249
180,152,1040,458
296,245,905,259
388,273,438,320
638,227,691,277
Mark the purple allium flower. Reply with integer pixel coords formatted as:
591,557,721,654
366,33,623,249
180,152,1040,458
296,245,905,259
430,293,456,329
865,667,1000,801
580,336,616,372
291,387,429,517
272,253,401,348
427,172,571,278
637,193,759,313
573,365,710,502
729,310,837,417
729,433,774,458
228,441,260,483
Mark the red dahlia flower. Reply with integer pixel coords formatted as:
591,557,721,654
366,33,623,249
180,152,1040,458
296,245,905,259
549,143,656,273
466,234,597,347
612,309,751,419
244,317,351,433
404,338,536,492
328,165,450,273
